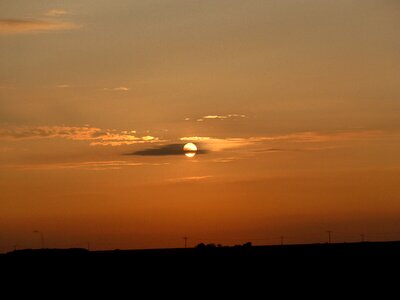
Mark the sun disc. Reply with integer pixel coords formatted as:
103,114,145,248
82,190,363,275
183,143,197,158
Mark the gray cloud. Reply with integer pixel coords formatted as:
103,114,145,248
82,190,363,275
128,143,208,156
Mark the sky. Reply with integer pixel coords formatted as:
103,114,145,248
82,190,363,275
1,0,400,251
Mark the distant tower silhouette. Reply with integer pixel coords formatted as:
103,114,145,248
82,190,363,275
326,230,332,244
360,234,365,242
280,236,284,246
183,236,188,248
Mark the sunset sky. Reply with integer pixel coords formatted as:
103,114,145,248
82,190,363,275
1,0,400,251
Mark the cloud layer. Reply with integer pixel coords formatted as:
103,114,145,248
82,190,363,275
0,19,80,35
4,160,169,171
195,114,246,122
103,86,130,91
129,143,208,156
0,126,158,146
45,9,69,17
181,130,385,152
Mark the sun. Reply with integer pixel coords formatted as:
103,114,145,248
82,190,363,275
183,143,197,158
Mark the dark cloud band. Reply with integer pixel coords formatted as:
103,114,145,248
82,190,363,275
127,143,207,156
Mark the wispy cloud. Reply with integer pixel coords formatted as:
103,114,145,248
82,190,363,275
0,19,80,35
128,143,208,156
45,9,69,17
180,136,253,151
204,114,246,119
196,114,246,122
4,160,169,171
167,176,213,183
258,130,384,143
181,130,386,152
56,84,70,88
211,156,244,163
0,126,158,146
103,86,130,91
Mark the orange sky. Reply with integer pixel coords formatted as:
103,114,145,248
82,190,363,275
1,1,400,251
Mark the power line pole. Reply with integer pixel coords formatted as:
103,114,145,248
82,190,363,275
326,230,332,244
183,236,188,249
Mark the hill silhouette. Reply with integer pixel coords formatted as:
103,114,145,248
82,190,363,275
3,241,400,266
2,241,400,286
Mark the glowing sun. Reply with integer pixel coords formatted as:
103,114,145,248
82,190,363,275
183,143,197,158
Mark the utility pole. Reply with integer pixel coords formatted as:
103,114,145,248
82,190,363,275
183,236,188,249
326,230,332,244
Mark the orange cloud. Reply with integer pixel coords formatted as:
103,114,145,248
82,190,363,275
45,9,69,17
167,176,213,183
0,19,80,35
181,130,386,152
103,86,130,91
196,114,246,122
4,161,170,171
0,126,158,146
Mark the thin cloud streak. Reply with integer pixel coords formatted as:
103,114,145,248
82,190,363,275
45,9,69,17
3,161,170,171
181,130,387,152
103,86,130,91
4,160,169,171
0,19,80,35
167,176,213,183
203,114,246,119
196,114,246,122
0,126,158,146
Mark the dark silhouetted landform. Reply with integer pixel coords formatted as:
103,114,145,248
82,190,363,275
3,241,400,265
3,242,400,285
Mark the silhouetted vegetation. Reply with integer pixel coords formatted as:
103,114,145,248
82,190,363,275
195,242,252,249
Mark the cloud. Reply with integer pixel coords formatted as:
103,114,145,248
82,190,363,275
0,19,80,35
56,84,70,88
103,86,130,91
4,160,170,171
181,130,386,152
196,114,246,122
203,114,246,119
167,176,213,183
180,136,253,151
0,126,159,146
211,156,243,163
45,9,69,17
128,144,208,156
256,130,384,143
